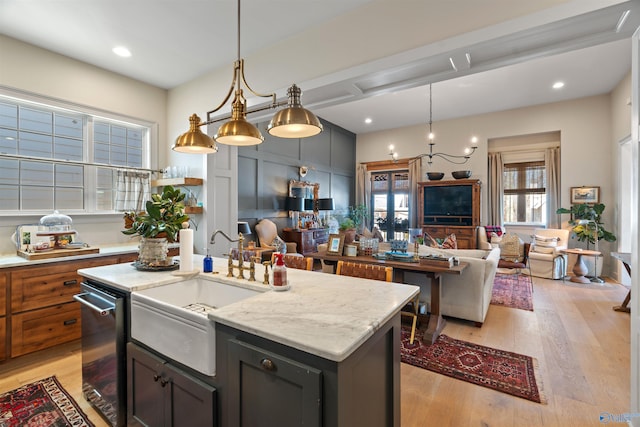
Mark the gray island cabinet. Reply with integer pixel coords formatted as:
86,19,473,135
216,315,400,427
78,257,418,427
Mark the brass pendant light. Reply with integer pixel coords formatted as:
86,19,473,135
172,114,218,153
173,0,321,153
268,84,322,138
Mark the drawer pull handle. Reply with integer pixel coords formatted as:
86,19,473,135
63,319,77,326
63,279,78,286
260,358,276,371
160,378,169,387
154,374,160,382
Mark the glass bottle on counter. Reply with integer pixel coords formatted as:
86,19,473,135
203,249,213,273
272,253,287,287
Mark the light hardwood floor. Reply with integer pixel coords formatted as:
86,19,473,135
0,275,630,427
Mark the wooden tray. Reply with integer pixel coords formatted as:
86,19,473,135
18,246,99,260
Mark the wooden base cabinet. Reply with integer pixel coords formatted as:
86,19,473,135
127,343,216,427
282,228,329,255
216,314,400,427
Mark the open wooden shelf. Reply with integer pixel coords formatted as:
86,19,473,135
151,177,203,187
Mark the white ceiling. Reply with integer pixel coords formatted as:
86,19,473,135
0,0,638,135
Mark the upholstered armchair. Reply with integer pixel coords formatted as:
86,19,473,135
528,228,570,279
254,219,297,254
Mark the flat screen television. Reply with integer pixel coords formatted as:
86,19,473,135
423,185,473,223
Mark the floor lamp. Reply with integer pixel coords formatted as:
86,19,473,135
577,219,604,283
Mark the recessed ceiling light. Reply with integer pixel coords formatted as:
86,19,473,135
364,118,372,124
112,46,132,58
552,81,565,89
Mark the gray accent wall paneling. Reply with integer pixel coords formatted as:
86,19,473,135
238,119,356,226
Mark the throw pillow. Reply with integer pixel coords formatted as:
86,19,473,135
422,233,457,250
484,225,503,241
273,235,287,253
490,232,503,248
441,233,457,249
422,233,440,248
534,234,559,247
532,246,555,254
499,233,522,262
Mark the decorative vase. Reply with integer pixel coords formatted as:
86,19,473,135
138,237,169,266
342,228,356,245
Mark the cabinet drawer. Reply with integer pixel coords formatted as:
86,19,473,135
447,227,474,237
11,259,106,313
313,230,328,242
11,302,81,357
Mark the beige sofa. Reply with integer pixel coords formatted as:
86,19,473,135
403,245,501,326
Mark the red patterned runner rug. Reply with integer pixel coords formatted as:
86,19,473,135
491,273,534,311
0,376,95,426
401,327,546,404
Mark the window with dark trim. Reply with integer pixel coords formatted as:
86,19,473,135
371,170,409,240
503,161,546,224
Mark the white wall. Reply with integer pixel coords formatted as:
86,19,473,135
0,35,168,254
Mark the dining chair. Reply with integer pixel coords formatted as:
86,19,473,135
336,260,419,344
271,253,314,271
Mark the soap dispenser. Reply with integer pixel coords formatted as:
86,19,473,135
272,253,287,287
203,249,213,273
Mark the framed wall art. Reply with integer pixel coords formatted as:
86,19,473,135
326,233,345,256
570,186,600,204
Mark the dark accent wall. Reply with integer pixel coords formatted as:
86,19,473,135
238,118,356,241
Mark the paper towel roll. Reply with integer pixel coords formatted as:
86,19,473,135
179,229,193,272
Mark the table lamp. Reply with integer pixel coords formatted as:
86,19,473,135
285,197,304,229
316,198,334,226
576,219,603,283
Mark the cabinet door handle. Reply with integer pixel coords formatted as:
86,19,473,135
63,279,78,286
153,374,160,382
260,358,276,371
63,319,77,326
160,378,169,387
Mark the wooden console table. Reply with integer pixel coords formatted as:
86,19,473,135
611,252,631,313
310,251,467,345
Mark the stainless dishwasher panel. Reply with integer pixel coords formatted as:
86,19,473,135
74,282,126,427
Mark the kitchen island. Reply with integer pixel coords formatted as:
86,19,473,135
79,256,419,427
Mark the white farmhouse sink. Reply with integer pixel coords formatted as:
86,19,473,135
131,276,265,376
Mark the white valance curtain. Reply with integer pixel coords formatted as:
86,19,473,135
115,170,151,212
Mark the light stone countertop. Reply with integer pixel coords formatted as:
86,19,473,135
0,243,142,268
79,255,420,362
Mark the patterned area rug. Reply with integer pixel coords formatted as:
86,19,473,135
401,327,546,404
491,273,533,311
0,376,95,426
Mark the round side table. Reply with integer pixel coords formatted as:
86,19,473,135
562,249,601,284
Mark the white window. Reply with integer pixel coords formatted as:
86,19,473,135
0,95,152,214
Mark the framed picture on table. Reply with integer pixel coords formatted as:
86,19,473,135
327,233,344,256
570,186,600,204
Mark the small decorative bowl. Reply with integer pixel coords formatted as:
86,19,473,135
426,172,445,181
451,170,472,179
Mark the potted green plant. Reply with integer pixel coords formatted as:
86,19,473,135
556,203,616,248
122,186,190,265
348,204,369,233
339,218,356,244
